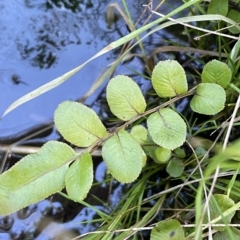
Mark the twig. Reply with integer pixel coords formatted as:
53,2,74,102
0,144,102,156
149,10,240,41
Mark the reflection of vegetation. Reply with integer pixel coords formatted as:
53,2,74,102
17,38,58,69
20,0,122,69
46,0,94,13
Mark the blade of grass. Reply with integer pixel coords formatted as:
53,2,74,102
100,169,155,240
1,0,204,117
59,192,111,221
195,140,240,240
114,186,167,240
79,168,156,240
3,7,239,117
228,39,240,73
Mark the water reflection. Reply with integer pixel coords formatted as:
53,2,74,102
46,0,94,12
2,0,128,71
1,0,147,138
20,1,89,68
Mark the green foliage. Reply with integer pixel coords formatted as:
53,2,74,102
190,83,226,115
202,60,232,89
153,147,172,164
144,145,172,164
65,152,93,201
207,0,228,16
173,147,186,158
106,75,146,120
54,101,108,147
227,10,240,34
166,158,184,178
152,60,188,98
203,194,235,231
150,219,185,240
206,0,240,35
0,1,239,237
195,140,240,239
0,59,230,216
147,108,187,150
130,125,148,144
102,130,143,183
0,141,76,215
214,227,240,240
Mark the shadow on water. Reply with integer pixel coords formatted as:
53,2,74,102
0,0,188,238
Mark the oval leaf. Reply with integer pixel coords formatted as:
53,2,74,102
144,146,171,163
173,147,186,158
154,147,172,163
130,125,148,144
54,101,107,147
106,75,146,120
227,10,240,34
207,0,228,16
202,60,232,89
0,141,75,215
203,194,235,231
102,130,143,183
150,219,185,240
166,158,184,178
65,152,93,201
152,60,188,98
147,108,186,150
190,83,226,115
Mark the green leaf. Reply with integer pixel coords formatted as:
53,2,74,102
207,0,228,16
214,227,240,240
0,141,75,215
65,152,93,201
54,101,108,147
154,147,172,163
166,158,184,178
150,219,185,240
141,150,147,168
203,194,235,231
173,147,186,158
106,75,146,120
144,146,171,163
147,108,186,150
151,60,188,98
202,60,232,89
227,10,240,34
102,130,143,183
143,146,158,160
190,83,226,115
130,125,148,144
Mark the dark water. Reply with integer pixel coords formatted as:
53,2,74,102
0,0,145,139
0,0,186,239
0,0,183,140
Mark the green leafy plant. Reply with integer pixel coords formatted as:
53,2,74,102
0,59,230,215
150,219,185,240
207,0,240,34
